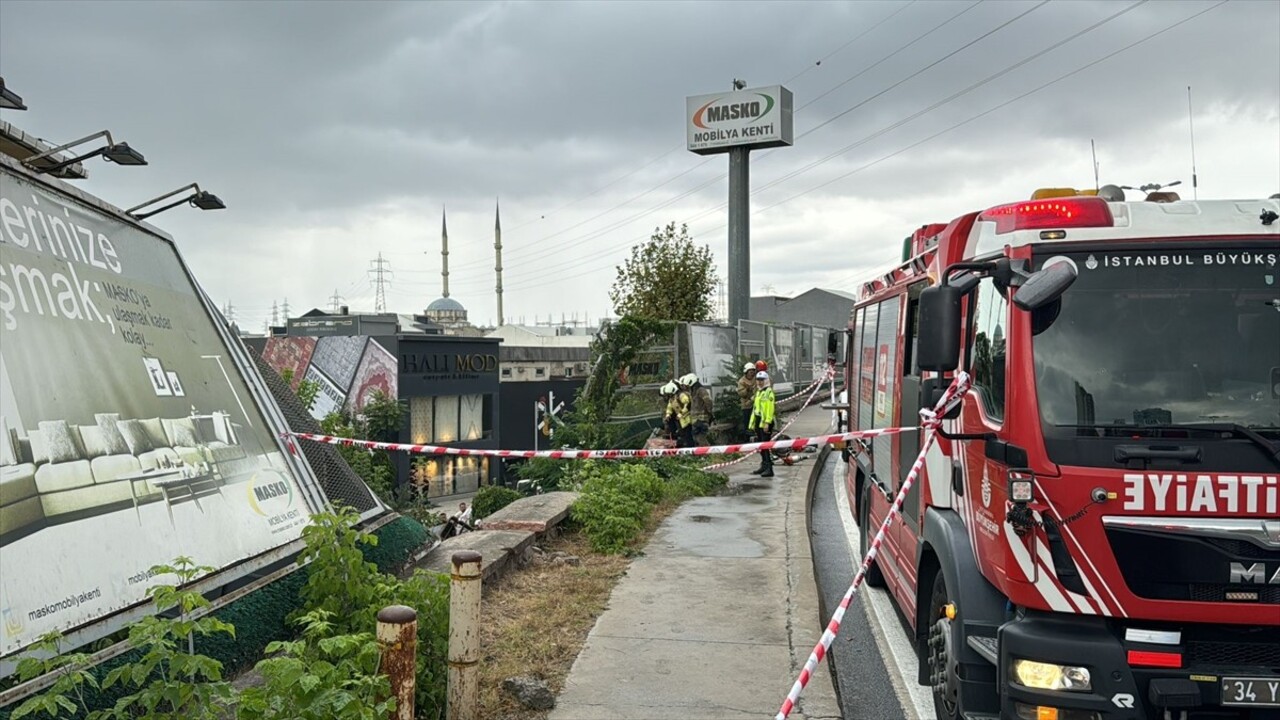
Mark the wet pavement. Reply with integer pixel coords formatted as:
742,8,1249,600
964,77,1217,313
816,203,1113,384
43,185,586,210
548,408,841,720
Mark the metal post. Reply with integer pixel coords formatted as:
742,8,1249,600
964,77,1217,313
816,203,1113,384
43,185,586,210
377,605,418,720
448,551,482,720
727,146,750,325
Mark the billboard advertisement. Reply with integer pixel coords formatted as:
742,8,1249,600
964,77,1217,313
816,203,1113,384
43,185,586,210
686,84,794,155
687,324,737,386
0,164,317,656
262,335,398,419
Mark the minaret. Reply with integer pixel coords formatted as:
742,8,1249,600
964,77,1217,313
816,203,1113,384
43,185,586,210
441,206,450,298
494,199,504,326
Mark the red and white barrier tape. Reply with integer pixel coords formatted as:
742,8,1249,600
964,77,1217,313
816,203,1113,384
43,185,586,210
289,425,915,461
774,372,971,720
703,366,836,471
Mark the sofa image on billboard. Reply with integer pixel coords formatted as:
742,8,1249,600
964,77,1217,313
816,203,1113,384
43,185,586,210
0,411,254,544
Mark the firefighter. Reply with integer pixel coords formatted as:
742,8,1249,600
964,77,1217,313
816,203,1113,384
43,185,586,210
749,370,776,477
736,362,756,440
682,373,713,445
659,381,680,440
672,378,695,448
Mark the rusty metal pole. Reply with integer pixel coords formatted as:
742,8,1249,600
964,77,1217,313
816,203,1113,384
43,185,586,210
448,551,482,720
377,604,418,720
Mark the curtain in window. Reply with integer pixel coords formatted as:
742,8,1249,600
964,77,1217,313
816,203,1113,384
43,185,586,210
434,396,459,443
460,394,483,441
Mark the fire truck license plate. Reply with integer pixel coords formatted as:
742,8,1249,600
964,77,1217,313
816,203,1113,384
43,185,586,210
1221,678,1280,707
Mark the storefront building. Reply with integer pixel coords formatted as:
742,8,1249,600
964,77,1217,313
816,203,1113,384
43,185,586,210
250,323,501,499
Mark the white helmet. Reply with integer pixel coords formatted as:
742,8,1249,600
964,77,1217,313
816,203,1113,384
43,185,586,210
743,362,756,373
756,371,769,381
679,373,699,387
660,381,678,396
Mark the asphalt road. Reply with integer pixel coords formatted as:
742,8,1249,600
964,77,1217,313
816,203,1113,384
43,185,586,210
808,452,932,720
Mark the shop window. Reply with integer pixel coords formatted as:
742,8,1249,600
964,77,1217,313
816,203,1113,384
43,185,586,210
411,455,489,498
461,394,484,441
410,397,433,445
434,395,459,443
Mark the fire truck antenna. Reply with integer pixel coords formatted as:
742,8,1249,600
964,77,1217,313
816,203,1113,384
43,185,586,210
1091,138,1100,192
1187,85,1199,200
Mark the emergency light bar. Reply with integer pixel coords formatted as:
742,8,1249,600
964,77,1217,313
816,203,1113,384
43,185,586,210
979,196,1113,234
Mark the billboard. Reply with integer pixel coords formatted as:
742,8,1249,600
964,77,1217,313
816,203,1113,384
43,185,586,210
262,335,398,419
686,85,794,155
687,324,737,386
0,162,320,657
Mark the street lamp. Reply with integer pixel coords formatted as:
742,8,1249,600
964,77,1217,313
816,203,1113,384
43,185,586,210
0,77,26,110
126,183,226,220
23,130,146,175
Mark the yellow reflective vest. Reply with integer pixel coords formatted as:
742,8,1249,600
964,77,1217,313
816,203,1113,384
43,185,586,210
749,387,776,430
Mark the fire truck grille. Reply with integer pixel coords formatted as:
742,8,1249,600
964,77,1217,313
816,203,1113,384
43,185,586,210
1187,640,1280,667
1188,584,1280,604
1202,538,1274,559
1106,526,1280,605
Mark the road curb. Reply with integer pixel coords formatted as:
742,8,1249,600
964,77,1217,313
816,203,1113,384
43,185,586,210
803,444,847,713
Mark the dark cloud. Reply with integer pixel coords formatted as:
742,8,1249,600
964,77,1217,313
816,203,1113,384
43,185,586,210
1,0,1276,328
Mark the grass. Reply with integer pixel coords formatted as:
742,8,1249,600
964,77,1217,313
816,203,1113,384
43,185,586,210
475,502,683,719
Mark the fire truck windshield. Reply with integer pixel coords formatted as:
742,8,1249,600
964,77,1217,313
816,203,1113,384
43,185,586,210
1030,246,1280,462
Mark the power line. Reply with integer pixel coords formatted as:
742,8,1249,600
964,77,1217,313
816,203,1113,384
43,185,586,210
494,0,1227,294
782,0,921,85
452,1,1033,279
487,3,921,242
469,0,1129,287
795,0,984,114
680,0,1146,226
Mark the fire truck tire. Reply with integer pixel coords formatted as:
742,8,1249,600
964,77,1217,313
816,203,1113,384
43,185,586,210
859,481,886,588
926,570,962,720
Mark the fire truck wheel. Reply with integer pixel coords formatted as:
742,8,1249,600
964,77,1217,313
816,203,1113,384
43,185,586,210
859,482,886,588
926,570,961,720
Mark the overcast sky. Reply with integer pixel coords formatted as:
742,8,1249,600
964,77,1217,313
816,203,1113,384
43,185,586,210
2,0,1277,330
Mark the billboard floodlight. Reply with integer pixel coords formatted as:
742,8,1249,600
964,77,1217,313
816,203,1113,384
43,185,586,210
24,130,147,175
127,183,226,220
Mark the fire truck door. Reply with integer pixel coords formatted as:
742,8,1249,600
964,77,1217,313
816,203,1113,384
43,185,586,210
897,287,925,597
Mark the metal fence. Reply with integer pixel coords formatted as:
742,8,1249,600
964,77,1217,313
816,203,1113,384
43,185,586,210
602,319,843,425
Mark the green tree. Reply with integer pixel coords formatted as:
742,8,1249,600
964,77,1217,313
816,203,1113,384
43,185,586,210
609,222,718,321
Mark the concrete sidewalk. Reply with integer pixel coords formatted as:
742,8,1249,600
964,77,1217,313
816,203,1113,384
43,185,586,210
549,407,841,720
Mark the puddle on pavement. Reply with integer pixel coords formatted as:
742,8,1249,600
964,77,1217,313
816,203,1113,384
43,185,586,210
661,494,772,558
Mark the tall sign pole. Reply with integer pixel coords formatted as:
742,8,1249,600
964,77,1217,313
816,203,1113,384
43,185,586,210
686,81,793,325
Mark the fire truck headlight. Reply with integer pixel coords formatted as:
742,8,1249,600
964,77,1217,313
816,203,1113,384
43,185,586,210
1008,470,1035,503
1012,659,1092,692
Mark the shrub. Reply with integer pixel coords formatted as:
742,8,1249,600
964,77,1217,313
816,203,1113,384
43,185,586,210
571,485,650,554
472,486,521,519
664,467,726,502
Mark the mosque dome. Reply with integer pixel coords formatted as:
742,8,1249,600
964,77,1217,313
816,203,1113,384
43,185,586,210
427,296,466,313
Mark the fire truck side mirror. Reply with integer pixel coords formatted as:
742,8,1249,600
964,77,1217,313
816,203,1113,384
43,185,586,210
1012,259,1078,311
917,285,963,372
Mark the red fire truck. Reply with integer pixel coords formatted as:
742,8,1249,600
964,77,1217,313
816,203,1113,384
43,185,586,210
844,187,1280,720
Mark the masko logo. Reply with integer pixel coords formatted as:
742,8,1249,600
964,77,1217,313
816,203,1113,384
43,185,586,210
246,472,294,516
693,94,774,129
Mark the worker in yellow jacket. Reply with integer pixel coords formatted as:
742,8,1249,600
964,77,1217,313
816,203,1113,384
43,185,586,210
673,378,695,448
660,381,680,441
748,370,776,477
